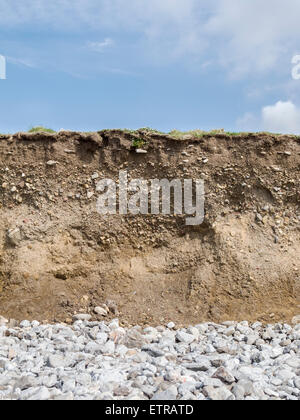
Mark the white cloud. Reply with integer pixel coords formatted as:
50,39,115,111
261,100,300,134
237,100,300,134
0,0,206,65
1,0,300,75
0,0,200,30
87,38,114,52
204,0,300,77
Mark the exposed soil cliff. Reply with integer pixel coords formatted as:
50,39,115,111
0,130,299,326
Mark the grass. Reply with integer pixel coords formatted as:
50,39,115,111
28,126,56,134
16,127,300,141
138,127,165,135
167,129,299,138
132,138,146,148
168,129,227,139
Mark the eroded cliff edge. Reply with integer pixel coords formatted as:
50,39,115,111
0,130,299,326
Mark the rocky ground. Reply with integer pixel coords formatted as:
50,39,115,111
0,315,299,400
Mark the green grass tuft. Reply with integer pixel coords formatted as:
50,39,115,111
132,138,146,148
28,126,56,134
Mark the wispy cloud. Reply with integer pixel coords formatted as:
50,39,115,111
6,56,36,68
204,0,300,78
1,0,300,77
87,38,114,52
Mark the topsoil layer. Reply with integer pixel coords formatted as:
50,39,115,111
0,130,299,327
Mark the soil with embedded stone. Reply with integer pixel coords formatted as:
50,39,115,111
0,130,299,326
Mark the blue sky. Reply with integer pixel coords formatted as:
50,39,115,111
1,0,300,134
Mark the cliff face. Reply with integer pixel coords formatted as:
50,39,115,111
0,130,299,326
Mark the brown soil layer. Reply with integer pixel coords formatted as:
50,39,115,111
0,130,299,326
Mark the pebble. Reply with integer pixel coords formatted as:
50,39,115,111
7,228,22,246
255,213,263,222
0,316,8,327
203,385,234,401
291,315,300,325
94,307,108,317
0,318,298,400
19,320,31,328
46,161,57,166
175,331,195,344
72,314,91,322
232,384,245,400
212,367,236,384
152,385,177,400
47,354,69,369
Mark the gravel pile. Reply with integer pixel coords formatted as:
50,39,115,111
0,316,299,400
